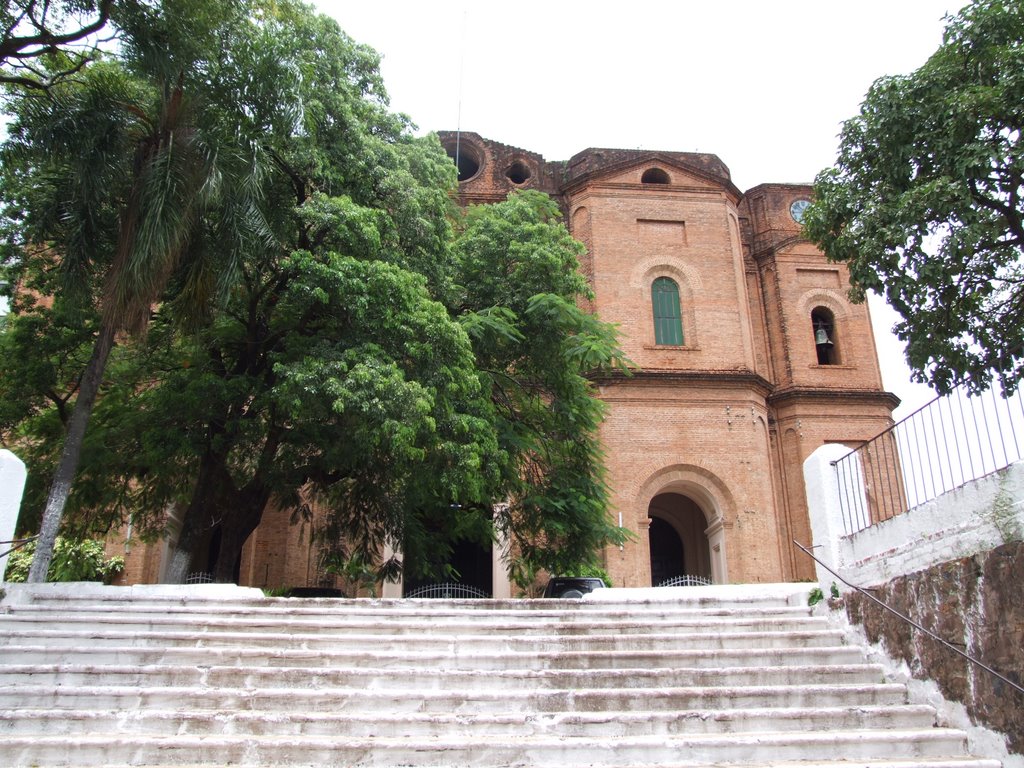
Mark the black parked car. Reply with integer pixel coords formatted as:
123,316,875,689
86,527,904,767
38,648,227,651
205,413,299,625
543,577,606,599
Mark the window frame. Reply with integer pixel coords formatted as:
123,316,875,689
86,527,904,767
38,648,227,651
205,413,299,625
811,307,838,365
652,276,684,346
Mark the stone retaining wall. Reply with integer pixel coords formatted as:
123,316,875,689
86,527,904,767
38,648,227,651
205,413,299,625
844,541,1023,754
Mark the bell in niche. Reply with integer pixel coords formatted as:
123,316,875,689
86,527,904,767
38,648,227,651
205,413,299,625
815,323,834,348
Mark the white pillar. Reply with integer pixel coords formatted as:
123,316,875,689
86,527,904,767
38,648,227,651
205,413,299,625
803,443,856,596
491,503,512,599
491,533,512,599
380,541,403,598
705,517,729,585
0,450,28,581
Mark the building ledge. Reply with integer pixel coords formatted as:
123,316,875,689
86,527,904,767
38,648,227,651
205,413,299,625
768,386,900,410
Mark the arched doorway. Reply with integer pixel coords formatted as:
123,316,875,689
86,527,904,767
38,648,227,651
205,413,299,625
648,493,712,585
402,536,493,598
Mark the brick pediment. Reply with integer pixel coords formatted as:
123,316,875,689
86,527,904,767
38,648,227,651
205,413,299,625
563,150,742,200
589,161,724,192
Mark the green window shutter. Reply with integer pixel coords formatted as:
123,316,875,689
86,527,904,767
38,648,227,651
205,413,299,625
652,277,683,345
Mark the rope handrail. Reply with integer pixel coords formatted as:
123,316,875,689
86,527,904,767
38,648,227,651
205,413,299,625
793,540,1024,698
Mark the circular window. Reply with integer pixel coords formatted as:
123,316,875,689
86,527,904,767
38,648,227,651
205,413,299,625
506,160,531,185
442,140,482,182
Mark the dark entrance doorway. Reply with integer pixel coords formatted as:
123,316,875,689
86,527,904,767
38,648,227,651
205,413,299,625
403,536,492,597
648,492,712,586
649,516,685,587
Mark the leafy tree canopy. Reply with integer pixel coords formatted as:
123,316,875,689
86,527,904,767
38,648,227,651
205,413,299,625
1,0,288,582
802,0,1024,395
0,1,626,587
451,191,629,588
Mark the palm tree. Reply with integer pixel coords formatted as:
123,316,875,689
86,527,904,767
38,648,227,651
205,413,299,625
4,60,233,582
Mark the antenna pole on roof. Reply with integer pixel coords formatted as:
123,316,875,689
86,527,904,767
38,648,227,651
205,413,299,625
455,10,467,175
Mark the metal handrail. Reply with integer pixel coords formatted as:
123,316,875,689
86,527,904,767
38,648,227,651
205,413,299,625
0,535,37,561
794,540,1024,697
832,381,1024,534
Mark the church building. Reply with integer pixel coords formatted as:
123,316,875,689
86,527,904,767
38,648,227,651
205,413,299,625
431,132,897,590
113,132,899,594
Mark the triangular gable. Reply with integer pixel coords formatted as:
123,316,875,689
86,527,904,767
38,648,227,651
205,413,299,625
564,151,741,199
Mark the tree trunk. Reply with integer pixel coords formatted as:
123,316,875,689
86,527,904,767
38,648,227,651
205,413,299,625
211,501,266,583
164,399,281,584
161,450,231,584
28,323,117,582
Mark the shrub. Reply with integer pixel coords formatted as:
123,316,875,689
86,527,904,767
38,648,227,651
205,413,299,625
4,538,124,584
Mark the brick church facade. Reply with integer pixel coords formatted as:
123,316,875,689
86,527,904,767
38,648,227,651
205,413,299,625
112,132,898,593
432,132,897,590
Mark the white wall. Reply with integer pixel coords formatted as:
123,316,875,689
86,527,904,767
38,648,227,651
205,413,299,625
0,449,28,581
804,445,1024,589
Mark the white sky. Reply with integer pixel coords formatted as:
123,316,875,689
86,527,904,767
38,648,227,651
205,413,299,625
315,0,957,420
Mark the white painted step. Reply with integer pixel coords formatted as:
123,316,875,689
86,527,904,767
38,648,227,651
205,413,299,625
0,681,913,713
0,729,980,767
87,761,1005,768
2,581,814,609
0,661,888,690
0,703,940,738
0,607,825,634
0,641,868,669
0,583,1002,768
0,625,849,651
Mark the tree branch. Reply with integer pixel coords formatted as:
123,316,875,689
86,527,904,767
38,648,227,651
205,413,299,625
0,0,113,89
0,0,112,60
967,177,1024,246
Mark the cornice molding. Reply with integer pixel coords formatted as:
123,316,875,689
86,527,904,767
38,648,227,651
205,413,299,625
767,386,901,410
592,368,774,397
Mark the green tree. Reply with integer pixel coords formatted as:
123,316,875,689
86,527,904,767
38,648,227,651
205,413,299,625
2,0,499,583
1,0,263,581
141,3,484,583
451,191,629,589
802,0,1024,395
4,537,123,582
1,2,627,587
1,0,113,90
91,249,496,584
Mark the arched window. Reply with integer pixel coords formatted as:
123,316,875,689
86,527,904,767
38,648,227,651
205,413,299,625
652,277,684,345
641,167,671,184
811,307,838,365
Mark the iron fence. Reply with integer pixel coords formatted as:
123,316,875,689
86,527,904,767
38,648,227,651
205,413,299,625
404,582,490,599
656,574,713,587
834,381,1024,534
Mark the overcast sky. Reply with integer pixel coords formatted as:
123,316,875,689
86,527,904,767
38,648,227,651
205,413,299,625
315,0,960,419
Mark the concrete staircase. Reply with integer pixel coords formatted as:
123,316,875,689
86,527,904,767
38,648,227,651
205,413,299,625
0,581,1001,768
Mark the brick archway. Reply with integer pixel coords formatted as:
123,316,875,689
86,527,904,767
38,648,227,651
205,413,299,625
635,464,734,585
